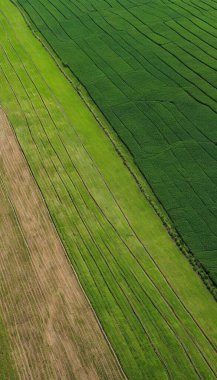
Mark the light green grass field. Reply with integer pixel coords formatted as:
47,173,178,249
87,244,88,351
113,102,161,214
0,1,217,378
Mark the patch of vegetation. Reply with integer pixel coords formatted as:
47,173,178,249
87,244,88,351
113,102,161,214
0,319,17,380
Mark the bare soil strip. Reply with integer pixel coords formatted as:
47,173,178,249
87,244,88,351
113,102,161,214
0,109,124,380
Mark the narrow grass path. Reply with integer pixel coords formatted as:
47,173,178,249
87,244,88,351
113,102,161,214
0,1,217,379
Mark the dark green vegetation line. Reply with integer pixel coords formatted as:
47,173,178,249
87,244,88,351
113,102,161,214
16,0,217,284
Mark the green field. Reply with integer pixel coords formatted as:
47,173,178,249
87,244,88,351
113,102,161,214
0,315,17,380
1,0,217,378
15,0,217,284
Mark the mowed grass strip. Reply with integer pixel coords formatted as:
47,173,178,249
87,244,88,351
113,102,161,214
0,1,217,379
15,0,217,284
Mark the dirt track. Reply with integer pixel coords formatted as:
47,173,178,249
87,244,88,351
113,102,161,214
0,109,124,380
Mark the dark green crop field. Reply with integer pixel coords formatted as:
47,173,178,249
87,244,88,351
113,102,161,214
15,0,217,284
